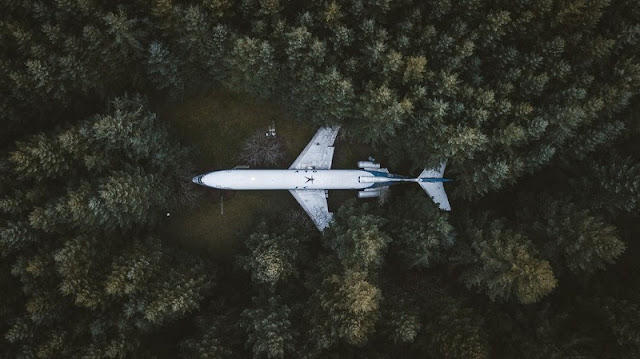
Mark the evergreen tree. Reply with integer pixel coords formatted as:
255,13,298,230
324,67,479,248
241,296,294,359
421,296,489,359
180,314,234,359
305,202,388,351
457,217,557,304
325,201,391,272
285,67,356,125
601,297,640,358
379,293,421,345
9,134,72,181
101,8,147,78
521,197,626,275
578,156,640,214
385,189,454,268
0,221,38,257
225,36,278,98
0,95,210,357
308,268,381,348
2,0,640,357
237,222,302,290
357,83,413,145
146,41,184,96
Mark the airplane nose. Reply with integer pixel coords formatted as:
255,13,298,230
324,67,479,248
192,175,204,185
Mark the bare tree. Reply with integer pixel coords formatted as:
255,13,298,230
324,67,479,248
238,130,286,167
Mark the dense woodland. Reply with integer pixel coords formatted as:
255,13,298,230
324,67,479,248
1,0,640,357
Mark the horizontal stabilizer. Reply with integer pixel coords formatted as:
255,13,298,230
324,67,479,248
419,160,451,211
419,160,447,179
418,182,451,211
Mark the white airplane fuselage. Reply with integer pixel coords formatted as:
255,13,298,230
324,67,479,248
192,169,413,191
191,127,451,231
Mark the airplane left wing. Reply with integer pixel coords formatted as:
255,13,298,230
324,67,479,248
289,126,340,170
289,190,333,231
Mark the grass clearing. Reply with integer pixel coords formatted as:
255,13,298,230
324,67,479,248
157,91,314,257
156,90,378,257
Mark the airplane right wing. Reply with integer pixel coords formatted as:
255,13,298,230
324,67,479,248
289,189,333,231
289,126,340,170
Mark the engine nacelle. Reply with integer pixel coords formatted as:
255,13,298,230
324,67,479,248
358,190,381,198
358,161,380,169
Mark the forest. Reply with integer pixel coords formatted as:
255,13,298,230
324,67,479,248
1,0,640,357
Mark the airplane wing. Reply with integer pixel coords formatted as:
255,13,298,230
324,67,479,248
289,126,340,170
289,189,333,231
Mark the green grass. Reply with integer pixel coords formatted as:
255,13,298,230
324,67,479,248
156,91,316,257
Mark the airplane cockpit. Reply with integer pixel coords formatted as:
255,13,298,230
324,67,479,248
192,174,205,185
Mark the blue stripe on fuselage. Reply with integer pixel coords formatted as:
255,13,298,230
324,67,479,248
366,170,408,179
363,170,408,188
419,178,453,182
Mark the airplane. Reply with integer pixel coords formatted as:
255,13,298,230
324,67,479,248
192,127,452,231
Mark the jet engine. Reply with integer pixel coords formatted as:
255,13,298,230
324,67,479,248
358,190,381,198
358,161,380,169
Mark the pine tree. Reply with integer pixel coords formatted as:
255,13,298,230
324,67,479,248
0,221,38,257
139,249,212,326
241,295,293,359
171,4,230,85
385,189,454,268
421,296,489,359
308,268,381,348
304,202,388,351
284,26,324,72
180,314,234,359
0,95,209,357
286,67,356,125
96,169,168,230
582,156,640,214
9,134,71,181
380,295,421,344
237,222,301,290
458,217,557,304
325,202,391,272
104,236,163,296
403,55,427,84
357,83,413,145
101,8,146,65
601,297,640,358
225,36,278,98
522,197,626,275
146,41,184,96
54,234,110,310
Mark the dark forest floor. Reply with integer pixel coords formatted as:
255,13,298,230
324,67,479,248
155,90,305,255
154,90,385,256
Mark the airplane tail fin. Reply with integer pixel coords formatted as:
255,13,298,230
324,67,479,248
418,160,452,211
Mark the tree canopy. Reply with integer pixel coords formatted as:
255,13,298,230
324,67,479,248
1,0,639,357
